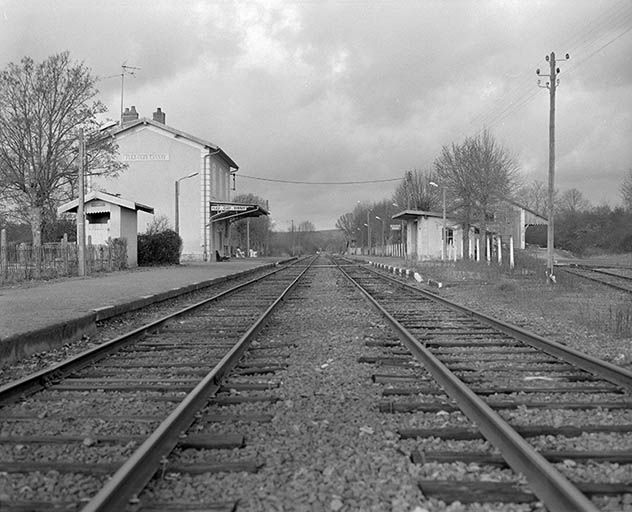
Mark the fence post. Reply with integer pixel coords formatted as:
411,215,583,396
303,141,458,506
87,235,92,275
497,236,502,265
1,228,6,282
61,234,69,275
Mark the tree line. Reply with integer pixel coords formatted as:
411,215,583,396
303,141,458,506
337,131,631,259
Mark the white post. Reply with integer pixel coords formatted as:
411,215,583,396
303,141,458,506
509,235,515,269
475,237,480,262
497,236,502,264
468,237,473,259
486,236,491,265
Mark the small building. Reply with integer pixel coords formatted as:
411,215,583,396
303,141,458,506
58,191,154,267
91,106,238,261
393,200,547,262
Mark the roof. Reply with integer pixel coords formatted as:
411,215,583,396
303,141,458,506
392,210,445,222
57,191,154,215
495,196,548,222
105,118,239,170
208,201,269,224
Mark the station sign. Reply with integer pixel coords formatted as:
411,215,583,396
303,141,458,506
210,204,252,212
390,224,401,230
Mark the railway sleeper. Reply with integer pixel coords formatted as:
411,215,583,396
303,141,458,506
398,423,632,440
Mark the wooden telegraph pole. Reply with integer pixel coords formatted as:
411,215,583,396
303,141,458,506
537,51,569,282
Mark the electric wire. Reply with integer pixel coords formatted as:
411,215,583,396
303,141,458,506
464,1,632,137
238,174,403,185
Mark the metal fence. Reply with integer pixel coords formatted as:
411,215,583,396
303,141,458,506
0,233,127,284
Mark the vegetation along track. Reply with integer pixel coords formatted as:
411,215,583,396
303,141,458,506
0,256,315,511
559,264,632,294
334,256,632,511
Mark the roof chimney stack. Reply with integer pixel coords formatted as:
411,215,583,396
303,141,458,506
152,107,166,124
121,105,139,125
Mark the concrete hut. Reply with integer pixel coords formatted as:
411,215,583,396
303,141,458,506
58,191,154,267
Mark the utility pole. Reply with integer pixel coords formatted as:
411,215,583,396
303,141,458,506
366,210,371,256
537,51,569,282
77,129,86,277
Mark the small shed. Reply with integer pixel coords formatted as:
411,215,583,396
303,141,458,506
58,191,154,267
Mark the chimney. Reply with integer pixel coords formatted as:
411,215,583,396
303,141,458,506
153,107,166,124
121,105,139,125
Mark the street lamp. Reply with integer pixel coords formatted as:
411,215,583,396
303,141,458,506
430,182,447,261
375,215,385,255
175,171,199,235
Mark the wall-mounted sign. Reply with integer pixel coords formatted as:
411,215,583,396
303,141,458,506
122,153,169,161
390,224,401,230
211,204,251,212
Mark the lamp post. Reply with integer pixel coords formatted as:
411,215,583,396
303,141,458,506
375,215,385,256
430,182,446,261
175,172,199,236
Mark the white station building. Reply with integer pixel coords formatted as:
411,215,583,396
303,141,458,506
91,106,264,261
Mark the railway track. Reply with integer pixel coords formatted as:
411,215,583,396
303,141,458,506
2,254,631,510
559,264,632,293
0,256,315,511
334,256,632,511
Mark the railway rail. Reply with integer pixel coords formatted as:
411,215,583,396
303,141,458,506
334,256,632,511
0,256,315,511
559,264,632,293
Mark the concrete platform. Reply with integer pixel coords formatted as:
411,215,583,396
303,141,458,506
0,258,284,362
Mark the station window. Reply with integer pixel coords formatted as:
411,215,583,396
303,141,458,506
446,228,454,245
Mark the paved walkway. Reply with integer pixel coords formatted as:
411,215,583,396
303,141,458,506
0,258,282,361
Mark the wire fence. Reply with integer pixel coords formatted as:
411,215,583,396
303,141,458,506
0,234,127,285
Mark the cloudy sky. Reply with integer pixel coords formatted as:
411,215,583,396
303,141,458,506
2,0,631,230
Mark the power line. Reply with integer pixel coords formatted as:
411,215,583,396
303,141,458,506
238,174,403,185
464,2,632,137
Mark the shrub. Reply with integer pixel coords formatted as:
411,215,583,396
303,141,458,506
137,229,182,265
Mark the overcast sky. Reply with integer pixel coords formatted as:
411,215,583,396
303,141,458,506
2,0,631,230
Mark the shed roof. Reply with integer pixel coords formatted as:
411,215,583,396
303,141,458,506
392,210,445,222
57,191,154,215
105,118,239,170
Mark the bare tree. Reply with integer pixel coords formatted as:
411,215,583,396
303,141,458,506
622,168,632,211
393,169,438,210
434,130,520,257
559,188,590,214
232,193,271,254
517,179,548,215
335,212,355,240
0,52,124,250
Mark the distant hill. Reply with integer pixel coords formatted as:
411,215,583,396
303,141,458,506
268,228,346,255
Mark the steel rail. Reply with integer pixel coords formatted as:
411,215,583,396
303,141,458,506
336,262,600,512
363,263,632,391
558,266,632,294
0,259,302,405
81,255,317,512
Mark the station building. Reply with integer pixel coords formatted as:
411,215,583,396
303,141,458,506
91,106,257,261
393,200,547,261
